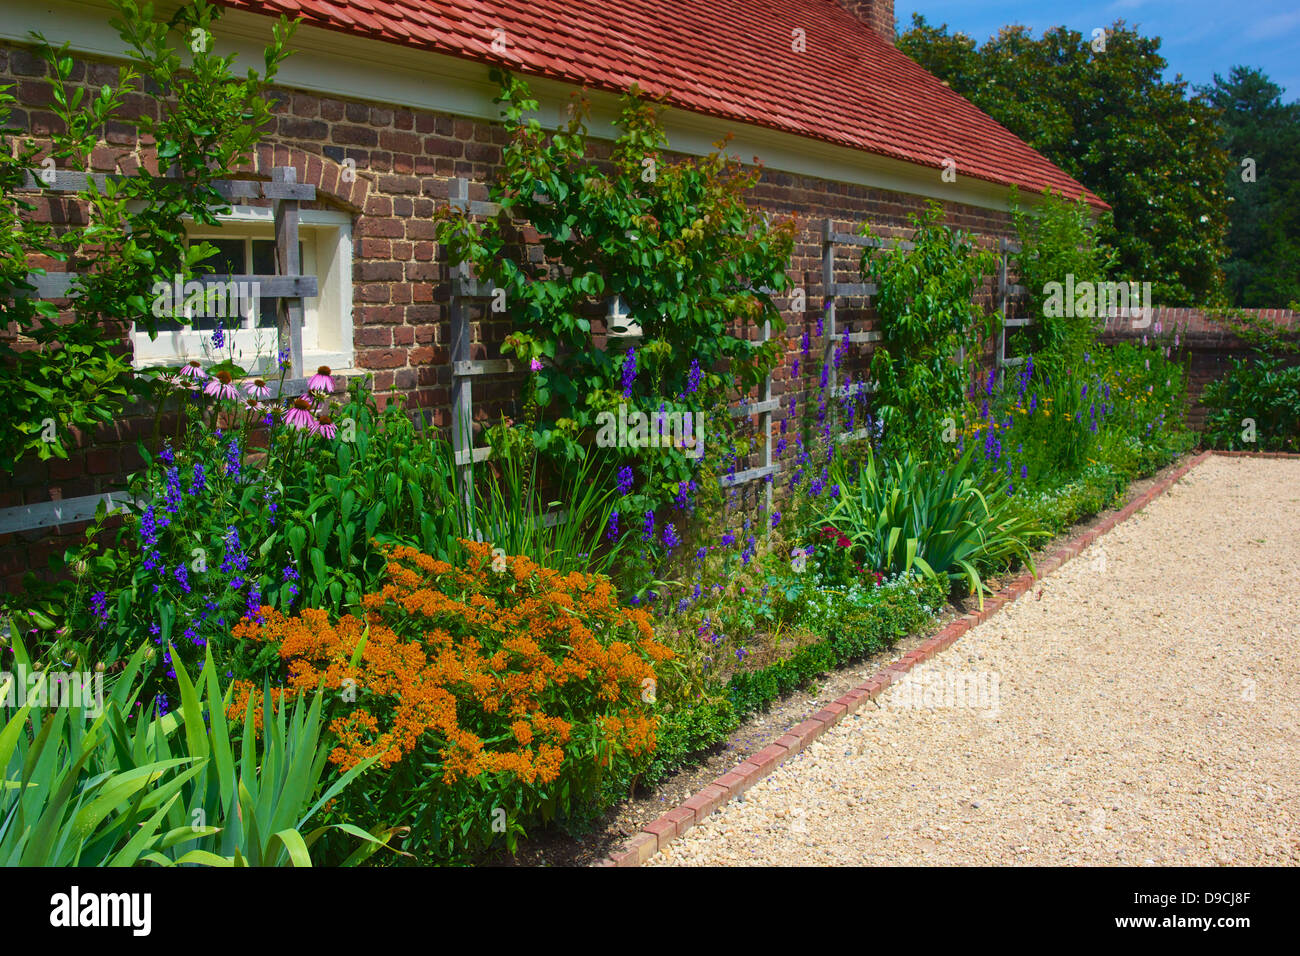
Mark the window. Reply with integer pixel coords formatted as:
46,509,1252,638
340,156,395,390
132,205,353,373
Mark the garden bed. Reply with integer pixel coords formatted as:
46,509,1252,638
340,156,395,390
492,453,1195,867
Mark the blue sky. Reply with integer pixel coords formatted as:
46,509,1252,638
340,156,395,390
896,1,1300,101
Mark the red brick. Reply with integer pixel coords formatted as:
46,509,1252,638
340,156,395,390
775,733,803,752
788,720,825,743
642,816,676,849
710,770,746,795
615,832,658,866
812,702,847,725
663,805,695,837
681,785,727,822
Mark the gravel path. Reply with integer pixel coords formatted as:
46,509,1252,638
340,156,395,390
650,456,1300,866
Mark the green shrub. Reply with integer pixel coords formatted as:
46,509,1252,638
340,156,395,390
1202,356,1300,451
727,641,837,718
12,376,465,704
644,695,739,785
435,69,795,522
229,541,673,864
820,446,1046,603
0,0,295,469
860,201,998,458
1012,188,1116,368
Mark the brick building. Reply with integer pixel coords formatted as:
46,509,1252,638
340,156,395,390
0,0,1111,589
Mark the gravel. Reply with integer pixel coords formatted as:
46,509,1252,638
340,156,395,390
650,455,1300,866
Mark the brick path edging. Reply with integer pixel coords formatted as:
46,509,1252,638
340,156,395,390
598,449,1245,867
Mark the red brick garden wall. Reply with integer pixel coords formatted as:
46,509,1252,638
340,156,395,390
1100,308,1300,429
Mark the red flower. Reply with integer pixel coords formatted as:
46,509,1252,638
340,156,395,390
836,535,851,548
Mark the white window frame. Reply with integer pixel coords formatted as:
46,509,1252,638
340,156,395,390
131,205,354,374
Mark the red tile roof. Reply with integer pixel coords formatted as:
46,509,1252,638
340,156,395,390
218,0,1106,207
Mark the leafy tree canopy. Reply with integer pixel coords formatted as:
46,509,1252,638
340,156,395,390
1201,66,1300,308
898,15,1230,307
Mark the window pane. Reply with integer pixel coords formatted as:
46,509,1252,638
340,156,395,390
172,238,247,332
251,239,307,329
252,240,278,328
197,238,246,275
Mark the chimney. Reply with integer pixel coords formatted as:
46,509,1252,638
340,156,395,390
835,1,896,42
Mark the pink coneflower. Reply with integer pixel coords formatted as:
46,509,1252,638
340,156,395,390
179,360,207,380
244,378,272,400
203,370,240,400
313,414,338,439
285,397,315,430
307,365,334,393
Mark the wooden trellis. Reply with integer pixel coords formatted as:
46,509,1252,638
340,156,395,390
0,165,317,535
446,177,508,522
721,316,777,523
821,219,886,441
445,177,785,527
997,237,1031,376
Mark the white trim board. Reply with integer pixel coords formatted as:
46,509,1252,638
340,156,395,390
2,0,1045,214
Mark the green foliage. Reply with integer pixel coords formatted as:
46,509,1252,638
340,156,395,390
1201,67,1300,309
724,573,943,718
463,424,624,577
643,696,739,785
1012,188,1117,366
726,641,836,718
820,446,1046,603
648,567,943,775
899,15,1229,305
0,83,133,470
13,376,463,704
1,641,202,866
0,632,389,866
1202,356,1300,451
860,201,997,458
794,574,946,663
0,0,295,469
435,69,795,516
156,645,399,867
236,544,669,865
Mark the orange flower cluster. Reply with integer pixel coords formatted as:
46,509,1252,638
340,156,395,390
231,540,672,789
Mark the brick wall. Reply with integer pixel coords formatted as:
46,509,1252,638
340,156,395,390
834,1,896,41
0,40,1011,591
1099,307,1300,429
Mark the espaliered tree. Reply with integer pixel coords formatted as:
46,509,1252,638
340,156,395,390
435,70,797,524
859,202,997,460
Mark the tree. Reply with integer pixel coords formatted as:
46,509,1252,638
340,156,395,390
0,0,294,469
435,70,796,519
1201,67,1300,308
898,15,1229,306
